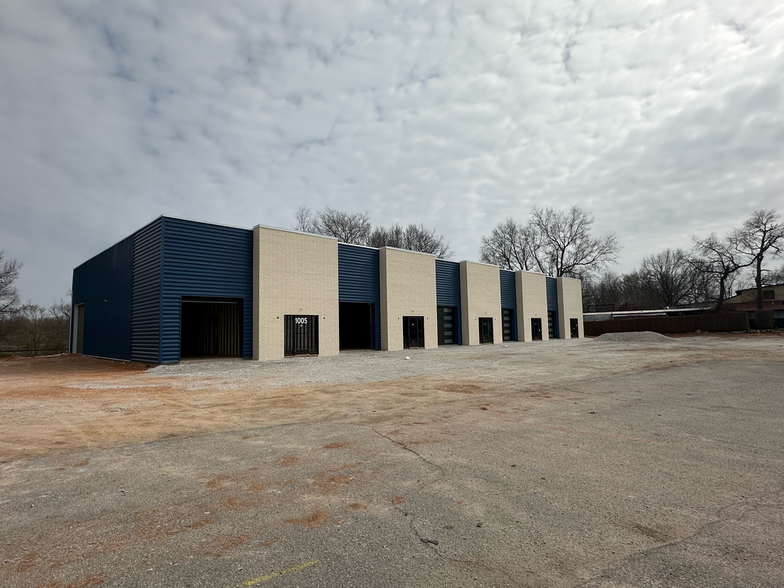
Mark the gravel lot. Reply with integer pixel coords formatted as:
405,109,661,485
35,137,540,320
0,333,782,587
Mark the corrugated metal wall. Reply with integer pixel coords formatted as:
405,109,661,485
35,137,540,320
159,217,254,363
500,269,518,341
72,236,133,360
435,259,462,345
338,243,381,350
546,276,559,338
131,218,163,363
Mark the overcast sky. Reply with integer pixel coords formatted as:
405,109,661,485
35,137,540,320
2,0,783,305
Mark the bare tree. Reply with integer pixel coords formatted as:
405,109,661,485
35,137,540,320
582,272,627,312
639,249,702,307
692,233,753,311
531,207,619,277
479,208,618,276
14,303,48,356
479,219,541,271
734,209,784,310
294,206,319,234
369,224,405,249
765,263,784,285
370,224,452,257
294,206,371,245
0,251,21,317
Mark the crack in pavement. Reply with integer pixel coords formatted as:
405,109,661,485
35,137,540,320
371,427,530,587
572,486,784,588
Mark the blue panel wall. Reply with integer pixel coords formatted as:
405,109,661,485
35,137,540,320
338,243,381,350
131,218,163,363
500,269,518,341
159,217,254,363
72,237,133,360
546,276,559,339
435,259,462,345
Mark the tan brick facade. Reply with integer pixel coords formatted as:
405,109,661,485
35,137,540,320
252,226,339,361
557,276,583,339
459,261,501,345
516,271,549,341
379,247,437,351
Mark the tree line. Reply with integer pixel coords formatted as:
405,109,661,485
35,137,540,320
295,206,783,314
583,210,783,313
0,253,71,356
294,206,453,258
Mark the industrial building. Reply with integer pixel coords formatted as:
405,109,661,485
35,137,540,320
71,216,583,363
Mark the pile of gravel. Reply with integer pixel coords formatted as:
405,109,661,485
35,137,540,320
594,331,673,343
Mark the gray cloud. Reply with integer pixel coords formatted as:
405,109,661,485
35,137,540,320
1,0,782,304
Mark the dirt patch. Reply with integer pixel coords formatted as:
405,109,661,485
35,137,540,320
134,507,213,540
286,509,330,529
206,474,232,490
277,456,300,467
1,338,781,462
632,523,676,543
313,473,354,493
437,383,484,394
202,535,250,558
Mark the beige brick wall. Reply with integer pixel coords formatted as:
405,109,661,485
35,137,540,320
516,271,549,341
459,261,501,345
557,276,583,339
252,226,339,361
379,247,437,351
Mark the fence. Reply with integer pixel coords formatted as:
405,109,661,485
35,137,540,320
0,348,69,358
584,312,749,337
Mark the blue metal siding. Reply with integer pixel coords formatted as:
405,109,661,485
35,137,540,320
338,243,381,350
546,276,559,338
435,259,462,345
131,219,163,363
500,269,518,341
72,237,133,360
159,217,254,363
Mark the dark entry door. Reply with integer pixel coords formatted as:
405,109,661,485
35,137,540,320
403,316,424,349
502,309,513,341
570,318,579,338
437,306,456,345
531,318,542,341
284,315,319,356
479,317,493,344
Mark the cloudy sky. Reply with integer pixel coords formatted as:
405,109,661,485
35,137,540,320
1,0,783,305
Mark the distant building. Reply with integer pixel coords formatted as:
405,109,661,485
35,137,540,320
583,307,712,323
723,284,784,328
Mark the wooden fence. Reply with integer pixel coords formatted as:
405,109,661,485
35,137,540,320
584,312,749,337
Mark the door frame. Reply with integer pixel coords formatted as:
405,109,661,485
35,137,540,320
284,314,319,356
403,316,425,349
478,317,493,344
531,317,543,341
72,303,85,354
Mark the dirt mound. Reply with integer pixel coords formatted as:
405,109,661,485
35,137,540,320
594,331,673,343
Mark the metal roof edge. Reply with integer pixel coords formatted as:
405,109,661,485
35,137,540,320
378,246,437,257
253,224,339,241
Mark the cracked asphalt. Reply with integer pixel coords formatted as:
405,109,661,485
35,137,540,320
1,342,783,587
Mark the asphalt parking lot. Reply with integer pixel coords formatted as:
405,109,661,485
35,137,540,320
1,336,782,587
